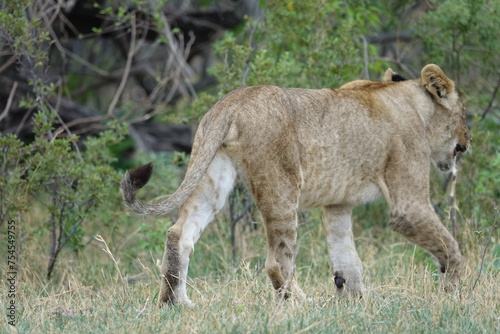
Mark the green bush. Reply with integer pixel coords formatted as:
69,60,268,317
1,114,127,278
165,0,385,124
1,0,498,283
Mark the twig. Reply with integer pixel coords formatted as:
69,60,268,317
15,108,34,136
54,6,80,37
481,75,500,120
159,11,198,98
359,36,370,80
471,221,499,291
242,18,261,85
38,1,105,76
449,165,458,239
95,234,124,282
0,81,18,122
267,279,291,328
107,14,137,115
0,54,17,74
135,296,150,319
69,123,109,135
44,0,62,27
50,98,84,160
52,115,111,138
294,320,324,334
47,186,59,279
127,76,181,124
230,189,251,261
44,19,110,78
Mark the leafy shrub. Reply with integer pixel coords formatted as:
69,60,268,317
165,0,385,124
1,114,126,278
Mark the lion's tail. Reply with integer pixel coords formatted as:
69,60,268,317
120,111,232,216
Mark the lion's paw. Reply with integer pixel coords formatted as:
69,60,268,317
333,270,364,298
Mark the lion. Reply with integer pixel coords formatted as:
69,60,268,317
121,64,471,306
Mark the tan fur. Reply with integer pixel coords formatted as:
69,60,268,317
121,64,471,306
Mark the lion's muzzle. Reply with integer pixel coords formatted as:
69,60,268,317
453,143,467,157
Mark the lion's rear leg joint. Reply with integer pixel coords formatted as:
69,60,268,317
263,215,301,299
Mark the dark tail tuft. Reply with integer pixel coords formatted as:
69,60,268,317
120,162,154,211
128,163,153,190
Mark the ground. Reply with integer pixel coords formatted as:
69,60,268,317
2,208,498,333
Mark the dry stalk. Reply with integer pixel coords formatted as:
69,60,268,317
472,219,498,291
449,164,458,239
135,296,150,319
94,234,124,282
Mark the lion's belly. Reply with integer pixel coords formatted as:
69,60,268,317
295,127,387,209
298,166,382,209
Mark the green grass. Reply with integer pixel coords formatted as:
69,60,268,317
1,211,498,334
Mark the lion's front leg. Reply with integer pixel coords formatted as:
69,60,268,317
322,205,364,298
383,154,463,292
389,205,462,292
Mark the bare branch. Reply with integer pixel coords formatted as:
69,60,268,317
359,36,370,80
0,81,18,122
0,54,17,74
15,108,35,136
52,115,111,138
159,10,198,99
242,17,261,85
107,14,137,116
481,75,500,120
128,77,181,124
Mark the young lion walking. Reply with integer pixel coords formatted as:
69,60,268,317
121,64,471,306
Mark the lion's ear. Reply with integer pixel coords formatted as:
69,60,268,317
383,68,406,82
383,68,395,82
421,64,455,99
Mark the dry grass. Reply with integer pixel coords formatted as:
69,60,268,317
1,213,498,334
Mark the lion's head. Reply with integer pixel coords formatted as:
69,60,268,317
419,64,472,172
383,66,471,172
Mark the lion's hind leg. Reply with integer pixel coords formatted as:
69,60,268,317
158,150,237,307
250,175,305,300
263,210,305,300
322,205,365,298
